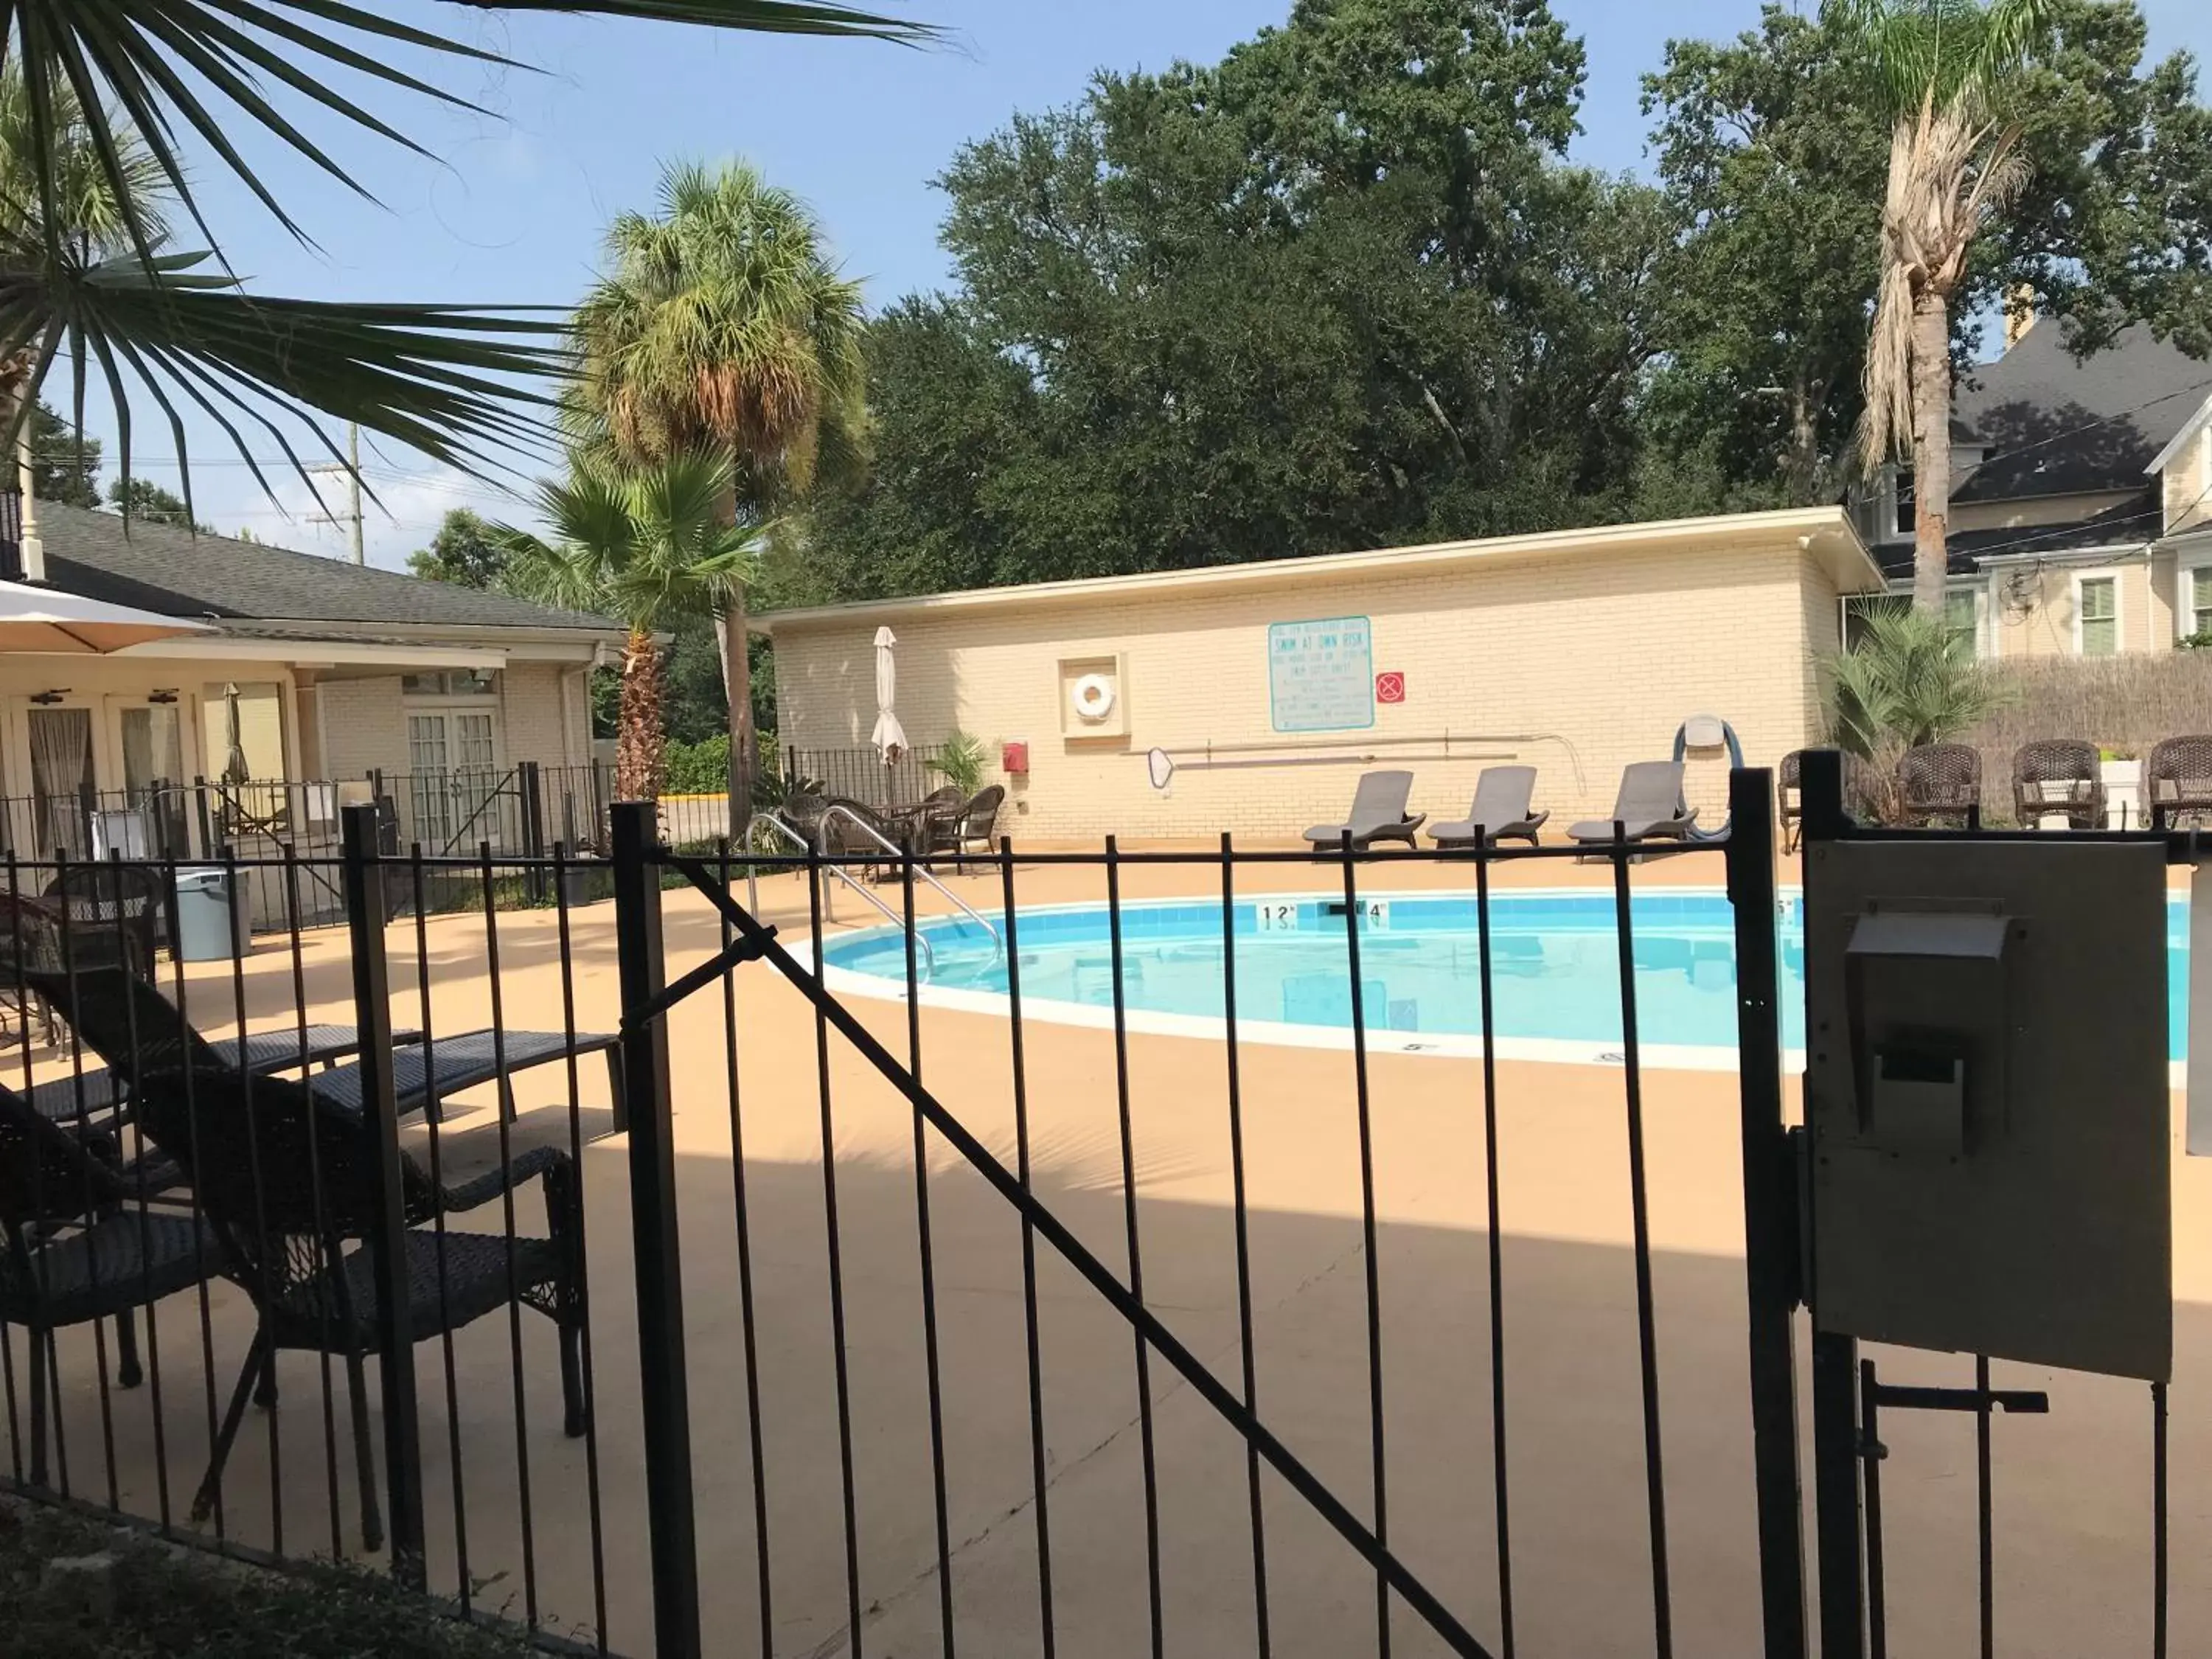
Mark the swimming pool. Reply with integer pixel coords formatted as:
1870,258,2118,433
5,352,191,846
815,888,2194,1071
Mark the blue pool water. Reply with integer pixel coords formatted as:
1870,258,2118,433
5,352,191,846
818,890,2194,1062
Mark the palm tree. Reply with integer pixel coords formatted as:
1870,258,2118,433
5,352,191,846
1827,602,2006,820
1827,0,2053,613
495,452,763,801
0,67,169,512
568,159,867,827
2,5,931,497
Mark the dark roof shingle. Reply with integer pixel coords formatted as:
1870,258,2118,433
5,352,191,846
34,501,615,633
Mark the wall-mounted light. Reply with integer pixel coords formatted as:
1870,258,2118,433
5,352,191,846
148,689,178,706
28,689,69,706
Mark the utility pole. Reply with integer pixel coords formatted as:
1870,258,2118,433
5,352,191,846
308,422,364,563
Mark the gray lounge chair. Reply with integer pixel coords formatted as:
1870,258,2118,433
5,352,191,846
1430,766,1548,848
1302,771,1426,850
1568,762,1700,846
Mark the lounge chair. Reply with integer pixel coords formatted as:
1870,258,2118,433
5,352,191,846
2012,739,2106,831
1568,762,1699,846
1,1081,223,1486
1898,742,1981,827
128,1066,587,1551
2146,736,2212,829
1302,771,1426,851
1430,766,1548,849
28,964,614,1127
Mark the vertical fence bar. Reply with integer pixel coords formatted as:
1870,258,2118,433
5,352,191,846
2152,1380,2168,1659
1799,749,1866,1659
1338,834,1392,1659
1725,768,1809,1659
1975,1353,1994,1659
1609,828,1673,1659
521,762,546,905
1861,1361,1888,1659
609,800,703,1659
338,803,425,1585
999,837,1057,1658
1470,834,1514,1658
1220,834,1270,1658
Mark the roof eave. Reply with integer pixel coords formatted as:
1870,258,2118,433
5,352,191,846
2146,394,2212,475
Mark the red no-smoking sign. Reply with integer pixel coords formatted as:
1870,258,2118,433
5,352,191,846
1375,671,1406,704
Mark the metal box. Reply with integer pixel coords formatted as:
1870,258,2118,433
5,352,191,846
1804,839,2171,1382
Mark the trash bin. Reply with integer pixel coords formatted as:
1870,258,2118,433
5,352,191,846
173,866,252,962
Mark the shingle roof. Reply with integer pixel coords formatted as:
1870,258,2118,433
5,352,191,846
1952,323,2212,503
33,501,616,633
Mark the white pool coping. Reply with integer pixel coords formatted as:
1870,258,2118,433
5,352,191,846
799,886,1806,1075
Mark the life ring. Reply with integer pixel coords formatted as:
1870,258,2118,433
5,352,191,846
1071,673,1117,722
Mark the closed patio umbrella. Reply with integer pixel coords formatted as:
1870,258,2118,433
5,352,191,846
871,625,908,762
221,683,251,784
0,580,212,653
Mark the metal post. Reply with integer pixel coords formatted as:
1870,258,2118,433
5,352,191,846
338,803,425,1585
1726,768,1809,1658
1798,749,1865,1658
610,801,701,1659
519,761,546,904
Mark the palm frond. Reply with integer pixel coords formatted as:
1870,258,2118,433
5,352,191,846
0,242,560,484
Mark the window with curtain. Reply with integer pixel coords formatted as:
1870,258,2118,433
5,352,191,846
2078,577,2118,655
1944,590,1979,658
2186,568,2212,641
27,707,94,857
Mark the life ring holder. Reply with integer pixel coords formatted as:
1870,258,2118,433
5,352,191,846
1071,673,1117,723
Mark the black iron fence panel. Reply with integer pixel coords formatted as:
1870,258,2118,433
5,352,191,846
783,743,949,811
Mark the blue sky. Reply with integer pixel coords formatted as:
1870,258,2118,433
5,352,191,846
63,0,2212,565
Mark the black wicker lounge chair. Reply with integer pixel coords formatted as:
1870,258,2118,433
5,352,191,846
1430,767,1548,849
129,1066,587,1551
28,965,611,1127
2012,739,2106,831
1,1081,222,1485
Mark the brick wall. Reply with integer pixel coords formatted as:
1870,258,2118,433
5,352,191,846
498,662,582,770
315,675,409,781
772,532,1848,841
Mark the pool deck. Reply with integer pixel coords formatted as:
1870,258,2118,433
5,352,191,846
12,841,2211,1658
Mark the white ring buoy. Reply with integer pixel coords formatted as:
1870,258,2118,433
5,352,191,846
1071,673,1117,722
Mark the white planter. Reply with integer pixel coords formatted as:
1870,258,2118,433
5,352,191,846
2102,758,2143,830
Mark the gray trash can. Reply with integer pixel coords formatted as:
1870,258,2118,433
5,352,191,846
173,866,252,962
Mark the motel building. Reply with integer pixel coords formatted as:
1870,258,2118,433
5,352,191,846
759,506,1886,840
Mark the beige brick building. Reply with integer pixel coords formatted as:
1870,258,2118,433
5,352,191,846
763,507,1882,841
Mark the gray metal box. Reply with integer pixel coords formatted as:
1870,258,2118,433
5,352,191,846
1805,839,2171,1382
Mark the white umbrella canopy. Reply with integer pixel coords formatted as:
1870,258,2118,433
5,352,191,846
871,625,909,759
0,580,213,653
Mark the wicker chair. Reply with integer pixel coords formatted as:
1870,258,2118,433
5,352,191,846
2146,737,2212,829
1897,743,1982,827
128,1065,588,1551
947,785,1006,866
0,890,64,1046
2012,740,2107,831
41,862,166,979
1,1082,221,1486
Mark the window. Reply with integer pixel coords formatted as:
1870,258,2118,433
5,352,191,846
402,669,496,697
2186,568,2212,644
1944,589,1979,658
1891,467,1916,541
2077,576,2118,656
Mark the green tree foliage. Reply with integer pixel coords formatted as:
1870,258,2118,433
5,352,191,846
801,0,1678,600
406,509,508,589
25,400,101,508
105,476,206,531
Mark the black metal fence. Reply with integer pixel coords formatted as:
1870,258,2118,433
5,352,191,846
783,742,950,810
0,772,2193,1658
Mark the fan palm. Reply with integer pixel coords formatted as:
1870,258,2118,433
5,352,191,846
1828,602,2006,819
0,3,932,498
495,451,764,801
569,159,867,827
1825,0,2053,613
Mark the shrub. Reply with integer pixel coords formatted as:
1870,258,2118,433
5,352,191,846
1826,607,2007,823
663,733,731,796
925,730,990,796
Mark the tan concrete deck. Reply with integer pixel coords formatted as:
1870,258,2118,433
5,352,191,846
10,846,2209,1657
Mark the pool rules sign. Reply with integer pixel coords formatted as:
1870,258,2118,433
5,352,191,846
1268,615,1374,731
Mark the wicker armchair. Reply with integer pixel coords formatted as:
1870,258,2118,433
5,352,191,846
41,861,165,979
1897,743,1982,828
2146,737,2212,829
948,785,1006,865
129,1065,588,1552
1,1082,221,1485
2012,740,2106,831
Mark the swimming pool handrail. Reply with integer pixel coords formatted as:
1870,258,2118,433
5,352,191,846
754,811,936,976
820,803,1004,956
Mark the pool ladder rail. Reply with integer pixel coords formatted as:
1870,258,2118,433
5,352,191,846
751,807,1006,981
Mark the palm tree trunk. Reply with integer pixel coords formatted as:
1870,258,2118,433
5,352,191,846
616,629,667,802
1910,288,1953,614
710,473,757,841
